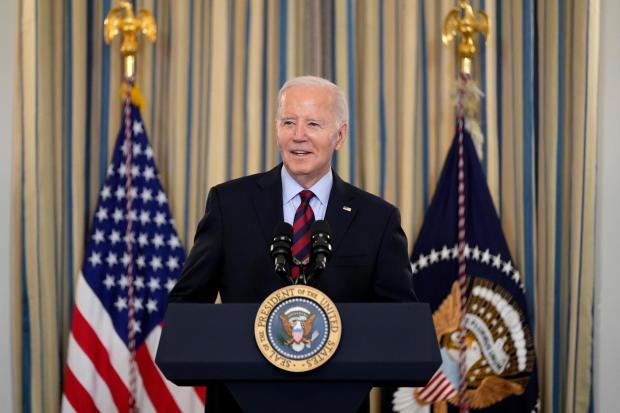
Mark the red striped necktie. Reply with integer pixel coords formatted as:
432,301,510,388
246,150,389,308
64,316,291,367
291,190,315,280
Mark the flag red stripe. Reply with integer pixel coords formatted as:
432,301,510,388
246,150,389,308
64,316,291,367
70,308,130,411
429,380,453,402
154,323,207,406
417,371,443,399
144,324,206,410
135,344,182,413
64,367,100,413
434,382,454,402
424,370,442,388
195,387,207,404
421,376,452,402
438,382,457,402
419,377,445,400
439,386,458,401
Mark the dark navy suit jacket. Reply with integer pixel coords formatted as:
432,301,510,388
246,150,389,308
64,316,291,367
168,164,416,411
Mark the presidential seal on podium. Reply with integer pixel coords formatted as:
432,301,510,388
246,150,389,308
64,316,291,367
254,285,342,372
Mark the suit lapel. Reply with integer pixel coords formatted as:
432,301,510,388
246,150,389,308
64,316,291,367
252,165,284,243
325,172,357,254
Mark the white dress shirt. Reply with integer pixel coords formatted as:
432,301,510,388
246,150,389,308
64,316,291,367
281,165,333,225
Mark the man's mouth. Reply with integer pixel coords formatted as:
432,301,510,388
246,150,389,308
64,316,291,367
291,150,311,156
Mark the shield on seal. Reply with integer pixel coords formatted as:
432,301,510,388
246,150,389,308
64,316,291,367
292,321,304,343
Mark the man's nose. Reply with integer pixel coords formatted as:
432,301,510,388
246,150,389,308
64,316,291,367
293,124,308,141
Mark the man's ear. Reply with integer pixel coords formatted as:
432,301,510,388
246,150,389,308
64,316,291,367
334,122,348,150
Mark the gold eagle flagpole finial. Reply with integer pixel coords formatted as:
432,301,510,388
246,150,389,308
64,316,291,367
104,0,157,80
442,0,489,76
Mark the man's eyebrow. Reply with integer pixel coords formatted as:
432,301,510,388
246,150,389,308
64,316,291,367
279,116,325,124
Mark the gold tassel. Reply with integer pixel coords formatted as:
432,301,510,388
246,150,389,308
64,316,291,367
120,83,145,111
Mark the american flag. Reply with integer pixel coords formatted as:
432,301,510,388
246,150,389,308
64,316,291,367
62,97,206,412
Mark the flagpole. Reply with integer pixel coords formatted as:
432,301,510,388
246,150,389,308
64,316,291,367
442,2,489,412
104,2,157,411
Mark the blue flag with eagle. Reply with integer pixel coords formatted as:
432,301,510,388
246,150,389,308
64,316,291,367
391,128,539,413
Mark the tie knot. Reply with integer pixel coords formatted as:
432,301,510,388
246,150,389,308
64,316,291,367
299,190,314,204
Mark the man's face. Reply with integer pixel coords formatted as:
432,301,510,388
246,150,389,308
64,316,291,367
276,85,347,188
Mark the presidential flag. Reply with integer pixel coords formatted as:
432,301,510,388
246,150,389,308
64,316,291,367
392,127,539,413
61,98,206,412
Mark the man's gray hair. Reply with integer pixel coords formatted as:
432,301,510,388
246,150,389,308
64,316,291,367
275,76,349,127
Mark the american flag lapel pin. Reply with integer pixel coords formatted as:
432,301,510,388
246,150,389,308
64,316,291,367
342,206,352,212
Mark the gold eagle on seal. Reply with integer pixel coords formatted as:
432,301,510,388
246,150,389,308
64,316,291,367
280,313,316,347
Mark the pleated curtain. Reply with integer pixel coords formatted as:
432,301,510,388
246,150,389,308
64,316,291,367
12,0,598,412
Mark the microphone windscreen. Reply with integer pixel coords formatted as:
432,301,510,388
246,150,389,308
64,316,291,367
311,220,331,235
273,222,293,238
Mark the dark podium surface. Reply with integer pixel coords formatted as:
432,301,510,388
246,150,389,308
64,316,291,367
156,302,440,412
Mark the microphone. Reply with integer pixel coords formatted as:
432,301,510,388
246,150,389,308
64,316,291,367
270,222,293,277
311,220,332,272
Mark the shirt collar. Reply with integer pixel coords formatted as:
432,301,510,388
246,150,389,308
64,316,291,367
281,165,333,206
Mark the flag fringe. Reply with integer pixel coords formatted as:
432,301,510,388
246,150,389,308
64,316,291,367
452,80,484,161
119,83,145,110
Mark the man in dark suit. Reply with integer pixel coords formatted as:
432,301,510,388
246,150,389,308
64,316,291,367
168,76,415,411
